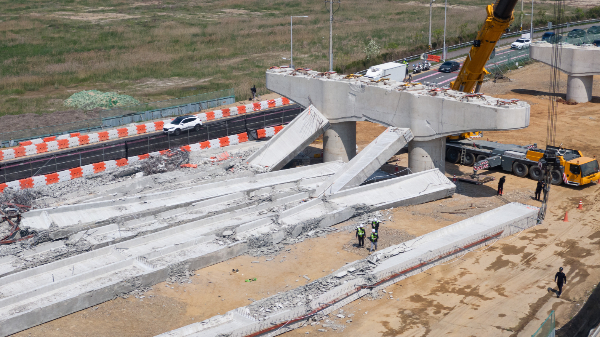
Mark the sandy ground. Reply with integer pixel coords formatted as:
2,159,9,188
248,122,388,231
14,62,600,337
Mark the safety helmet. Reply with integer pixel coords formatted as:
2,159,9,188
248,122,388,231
559,267,563,271
372,229,376,232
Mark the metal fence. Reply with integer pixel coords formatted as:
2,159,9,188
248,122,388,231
0,105,302,184
532,311,555,337
0,89,235,148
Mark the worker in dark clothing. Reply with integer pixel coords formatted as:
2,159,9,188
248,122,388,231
250,85,257,101
535,180,543,201
356,225,366,248
555,267,567,298
369,229,379,253
371,219,380,233
498,176,506,195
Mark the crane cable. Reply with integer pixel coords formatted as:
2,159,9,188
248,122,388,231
538,0,565,224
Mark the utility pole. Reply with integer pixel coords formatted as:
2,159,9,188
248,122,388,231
443,0,447,60
329,0,333,71
429,0,435,50
520,0,523,31
530,0,534,39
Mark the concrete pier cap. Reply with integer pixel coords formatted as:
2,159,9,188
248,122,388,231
266,67,530,173
530,42,600,103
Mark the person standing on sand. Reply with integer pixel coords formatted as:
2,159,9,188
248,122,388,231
498,176,506,196
356,225,366,248
555,267,567,298
535,180,543,201
369,229,379,253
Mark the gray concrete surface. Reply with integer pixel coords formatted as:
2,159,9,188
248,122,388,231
156,202,539,337
266,68,530,172
323,121,357,163
246,105,330,171
313,127,413,197
409,137,446,173
530,42,600,102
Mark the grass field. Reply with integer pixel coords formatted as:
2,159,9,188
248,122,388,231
0,0,596,118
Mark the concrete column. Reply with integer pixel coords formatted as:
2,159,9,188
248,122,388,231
567,74,593,103
408,138,446,173
323,121,356,163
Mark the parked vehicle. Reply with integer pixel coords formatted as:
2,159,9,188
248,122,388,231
364,62,407,82
438,61,460,73
541,32,555,42
567,29,586,38
587,26,600,35
510,38,531,49
446,140,600,186
163,115,203,136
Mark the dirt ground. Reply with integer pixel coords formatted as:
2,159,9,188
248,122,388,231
14,62,600,337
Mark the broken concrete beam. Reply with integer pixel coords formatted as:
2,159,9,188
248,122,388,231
281,169,455,230
312,127,413,197
246,105,330,171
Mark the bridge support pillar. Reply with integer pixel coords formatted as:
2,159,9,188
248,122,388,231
408,138,446,174
323,121,356,163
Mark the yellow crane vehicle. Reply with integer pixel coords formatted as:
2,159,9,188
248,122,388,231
444,0,600,186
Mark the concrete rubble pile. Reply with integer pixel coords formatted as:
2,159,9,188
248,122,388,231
157,203,539,337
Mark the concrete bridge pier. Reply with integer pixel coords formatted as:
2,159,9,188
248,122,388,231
323,121,357,163
567,75,593,103
408,138,446,174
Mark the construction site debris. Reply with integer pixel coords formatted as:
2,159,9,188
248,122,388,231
141,149,190,176
64,90,140,109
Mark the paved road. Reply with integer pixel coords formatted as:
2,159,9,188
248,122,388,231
410,44,530,86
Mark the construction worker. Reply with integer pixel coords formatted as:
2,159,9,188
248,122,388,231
535,180,543,201
555,267,567,298
250,85,257,101
371,219,380,233
369,229,379,253
356,225,366,247
497,176,506,195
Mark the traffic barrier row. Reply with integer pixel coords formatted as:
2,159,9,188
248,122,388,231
0,125,285,193
4,97,292,162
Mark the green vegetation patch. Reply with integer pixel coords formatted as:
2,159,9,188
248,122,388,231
64,90,139,110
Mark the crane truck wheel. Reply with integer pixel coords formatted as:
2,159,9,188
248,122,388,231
446,148,460,164
529,166,543,181
512,162,529,177
476,155,488,163
463,153,475,166
550,170,563,185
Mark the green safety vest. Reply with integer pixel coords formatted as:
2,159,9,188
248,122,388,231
370,233,378,241
357,228,365,236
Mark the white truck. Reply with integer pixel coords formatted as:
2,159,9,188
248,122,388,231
364,62,407,82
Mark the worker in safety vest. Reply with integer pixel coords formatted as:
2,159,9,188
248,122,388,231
369,229,379,253
371,219,380,233
497,176,506,196
356,225,366,247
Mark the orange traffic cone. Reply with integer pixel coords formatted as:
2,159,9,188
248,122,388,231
564,211,569,222
577,200,583,210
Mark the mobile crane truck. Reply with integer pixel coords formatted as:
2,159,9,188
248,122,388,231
443,0,600,186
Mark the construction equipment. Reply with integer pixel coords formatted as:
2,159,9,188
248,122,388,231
447,0,519,140
0,203,34,245
446,140,600,186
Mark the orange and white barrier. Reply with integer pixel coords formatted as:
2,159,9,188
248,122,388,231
0,124,286,193
1,97,292,162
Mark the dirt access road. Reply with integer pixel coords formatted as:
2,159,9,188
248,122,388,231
14,62,600,337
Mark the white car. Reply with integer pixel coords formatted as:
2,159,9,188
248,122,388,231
163,115,202,135
511,38,531,50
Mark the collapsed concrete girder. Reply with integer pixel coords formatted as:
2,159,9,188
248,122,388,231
266,68,530,172
530,42,600,103
0,168,455,336
246,105,330,171
157,202,539,337
312,127,413,197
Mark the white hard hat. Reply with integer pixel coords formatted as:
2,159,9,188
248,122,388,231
372,229,376,232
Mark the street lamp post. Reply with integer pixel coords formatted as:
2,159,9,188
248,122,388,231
290,16,308,69
443,0,447,60
429,0,435,50
530,0,534,39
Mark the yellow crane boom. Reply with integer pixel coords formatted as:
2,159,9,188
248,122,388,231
450,0,519,93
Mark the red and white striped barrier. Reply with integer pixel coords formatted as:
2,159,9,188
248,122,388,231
1,97,292,162
0,124,286,193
